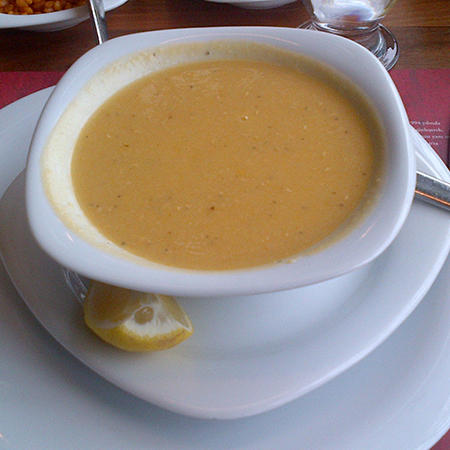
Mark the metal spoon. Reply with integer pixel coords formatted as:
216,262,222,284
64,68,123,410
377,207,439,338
87,0,108,45
416,171,450,212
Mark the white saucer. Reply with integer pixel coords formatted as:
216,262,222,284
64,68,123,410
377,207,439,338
0,0,127,31
1,88,450,420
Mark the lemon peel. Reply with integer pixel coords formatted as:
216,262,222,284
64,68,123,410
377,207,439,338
83,280,193,352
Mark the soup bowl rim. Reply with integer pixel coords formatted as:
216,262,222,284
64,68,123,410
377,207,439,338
25,26,416,297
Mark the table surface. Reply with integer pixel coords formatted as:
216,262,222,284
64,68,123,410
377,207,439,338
0,0,449,71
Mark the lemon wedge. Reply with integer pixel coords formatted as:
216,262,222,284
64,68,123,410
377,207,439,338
83,280,193,352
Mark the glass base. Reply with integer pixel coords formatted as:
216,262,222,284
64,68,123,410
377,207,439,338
63,268,87,304
299,21,399,71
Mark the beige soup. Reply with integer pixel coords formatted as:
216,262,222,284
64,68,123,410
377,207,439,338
71,54,383,270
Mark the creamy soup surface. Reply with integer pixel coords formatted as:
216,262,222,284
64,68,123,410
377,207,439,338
71,52,383,270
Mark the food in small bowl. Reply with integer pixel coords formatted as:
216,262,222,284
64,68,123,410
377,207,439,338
0,0,86,15
0,0,125,31
25,27,415,297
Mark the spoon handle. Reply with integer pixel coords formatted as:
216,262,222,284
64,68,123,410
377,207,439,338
415,171,450,212
88,0,108,45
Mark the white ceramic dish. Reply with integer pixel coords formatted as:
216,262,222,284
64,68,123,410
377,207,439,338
3,89,449,419
25,27,415,297
1,95,450,447
203,0,296,9
0,0,127,31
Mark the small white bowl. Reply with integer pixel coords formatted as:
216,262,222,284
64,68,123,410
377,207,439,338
0,0,127,31
25,27,415,297
203,0,297,9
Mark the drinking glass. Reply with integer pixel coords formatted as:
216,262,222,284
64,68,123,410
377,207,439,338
299,0,399,70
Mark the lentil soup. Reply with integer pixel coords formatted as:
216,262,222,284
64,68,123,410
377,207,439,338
42,41,385,270
47,42,385,271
